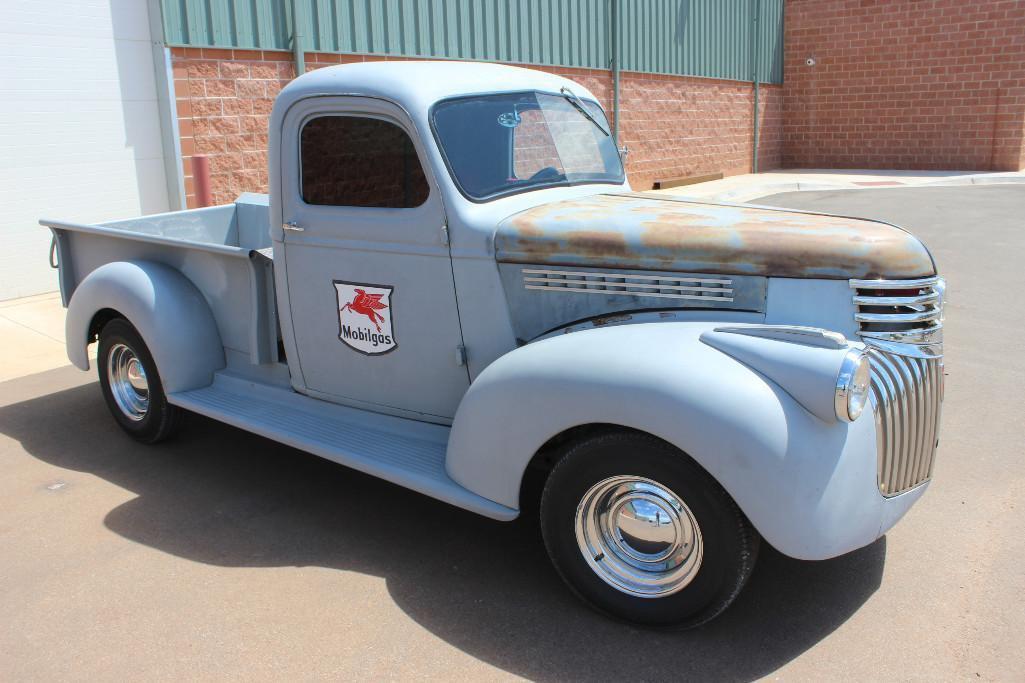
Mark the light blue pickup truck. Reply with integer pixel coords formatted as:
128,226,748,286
43,61,945,628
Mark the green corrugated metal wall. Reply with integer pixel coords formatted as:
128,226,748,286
160,0,783,84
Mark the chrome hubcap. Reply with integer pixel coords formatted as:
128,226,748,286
107,343,149,421
575,476,703,598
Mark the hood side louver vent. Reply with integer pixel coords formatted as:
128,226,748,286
523,269,734,302
498,264,766,342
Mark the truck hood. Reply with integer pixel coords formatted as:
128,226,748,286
495,193,935,280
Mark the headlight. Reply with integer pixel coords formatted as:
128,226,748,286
835,350,871,422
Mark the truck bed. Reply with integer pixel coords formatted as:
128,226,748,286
41,193,281,369
45,191,273,257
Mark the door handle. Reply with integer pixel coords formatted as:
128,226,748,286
282,221,305,232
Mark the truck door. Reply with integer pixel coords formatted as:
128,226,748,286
277,96,469,420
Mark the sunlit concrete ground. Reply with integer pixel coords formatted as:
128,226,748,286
0,293,84,383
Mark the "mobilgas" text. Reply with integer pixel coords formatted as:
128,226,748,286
342,325,393,348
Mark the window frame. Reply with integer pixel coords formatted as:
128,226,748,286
296,111,432,210
429,89,625,204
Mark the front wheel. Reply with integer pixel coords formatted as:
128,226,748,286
540,430,759,629
97,318,183,443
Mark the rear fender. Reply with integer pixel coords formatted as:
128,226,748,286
446,321,883,560
66,260,225,393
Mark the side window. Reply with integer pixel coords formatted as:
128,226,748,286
300,116,429,208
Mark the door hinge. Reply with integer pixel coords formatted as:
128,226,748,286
455,344,467,367
282,221,304,232
440,224,449,246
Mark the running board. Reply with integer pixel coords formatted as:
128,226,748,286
169,373,517,521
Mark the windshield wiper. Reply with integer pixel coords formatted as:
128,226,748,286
559,87,610,137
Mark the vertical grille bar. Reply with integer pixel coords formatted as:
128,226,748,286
933,361,942,475
905,358,925,492
876,359,900,488
915,358,933,485
868,349,943,496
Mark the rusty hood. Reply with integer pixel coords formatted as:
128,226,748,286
494,193,935,279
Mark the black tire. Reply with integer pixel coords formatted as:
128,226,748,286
97,318,183,444
540,430,759,629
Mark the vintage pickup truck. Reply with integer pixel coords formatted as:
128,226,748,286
43,61,945,628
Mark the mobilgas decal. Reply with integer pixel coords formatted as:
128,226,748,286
334,281,397,355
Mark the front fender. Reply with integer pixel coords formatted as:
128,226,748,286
66,260,225,393
446,321,885,560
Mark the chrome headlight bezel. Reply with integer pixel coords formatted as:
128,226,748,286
835,349,871,422
934,276,947,323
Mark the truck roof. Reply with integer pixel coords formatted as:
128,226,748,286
274,60,603,115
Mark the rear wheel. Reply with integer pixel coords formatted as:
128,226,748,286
97,318,182,443
540,430,759,629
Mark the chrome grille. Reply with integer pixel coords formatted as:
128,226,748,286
523,268,734,302
850,276,943,345
868,348,944,496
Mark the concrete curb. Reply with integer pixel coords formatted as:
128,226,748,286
918,173,1025,187
677,172,1025,204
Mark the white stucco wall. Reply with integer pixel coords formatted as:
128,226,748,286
0,0,170,300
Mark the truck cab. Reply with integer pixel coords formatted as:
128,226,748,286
267,63,634,420
43,61,945,628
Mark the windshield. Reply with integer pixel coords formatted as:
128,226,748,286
432,91,625,201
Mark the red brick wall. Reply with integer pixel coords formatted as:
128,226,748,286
783,0,1025,170
172,48,292,207
171,48,779,206
616,72,782,187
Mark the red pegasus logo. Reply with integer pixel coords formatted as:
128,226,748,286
340,288,388,332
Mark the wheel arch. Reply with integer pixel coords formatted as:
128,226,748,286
87,307,124,344
66,260,225,393
446,324,794,516
520,423,658,510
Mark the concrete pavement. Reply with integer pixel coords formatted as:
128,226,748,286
659,168,1025,203
1,185,1023,680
